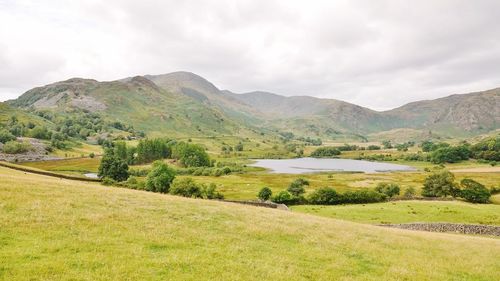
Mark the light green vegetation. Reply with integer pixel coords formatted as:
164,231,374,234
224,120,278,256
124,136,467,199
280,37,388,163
50,143,103,158
0,166,499,280
292,201,500,225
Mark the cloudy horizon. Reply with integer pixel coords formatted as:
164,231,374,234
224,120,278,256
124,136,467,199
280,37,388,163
1,0,500,110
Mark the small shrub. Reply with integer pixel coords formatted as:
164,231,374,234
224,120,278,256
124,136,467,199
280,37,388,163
272,190,300,205
403,187,417,199
340,190,387,204
0,129,16,143
287,178,309,196
257,187,272,201
101,177,117,186
375,183,400,198
2,141,32,154
202,183,224,199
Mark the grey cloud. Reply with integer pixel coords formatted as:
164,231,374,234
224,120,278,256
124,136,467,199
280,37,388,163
1,0,500,110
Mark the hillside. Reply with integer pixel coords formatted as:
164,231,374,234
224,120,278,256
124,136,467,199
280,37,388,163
1,166,499,280
6,71,500,139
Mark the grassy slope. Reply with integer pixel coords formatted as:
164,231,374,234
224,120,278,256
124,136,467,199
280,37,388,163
292,201,500,225
1,167,499,280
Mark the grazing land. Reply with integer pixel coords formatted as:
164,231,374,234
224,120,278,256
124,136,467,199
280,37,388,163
1,166,499,280
292,201,500,225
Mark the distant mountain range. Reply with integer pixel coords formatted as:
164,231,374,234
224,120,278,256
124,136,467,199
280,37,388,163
6,71,500,140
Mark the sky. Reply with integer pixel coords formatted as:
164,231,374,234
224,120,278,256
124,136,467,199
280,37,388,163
1,0,500,110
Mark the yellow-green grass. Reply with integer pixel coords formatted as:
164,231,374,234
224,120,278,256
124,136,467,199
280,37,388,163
50,143,103,158
292,201,500,225
0,166,499,280
21,157,101,174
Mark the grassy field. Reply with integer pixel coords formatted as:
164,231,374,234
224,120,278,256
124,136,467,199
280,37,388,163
0,166,499,280
292,201,500,225
21,157,101,175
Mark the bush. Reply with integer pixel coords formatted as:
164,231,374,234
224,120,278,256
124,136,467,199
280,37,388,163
430,146,471,164
367,145,381,150
403,187,417,199
422,170,459,197
101,177,117,186
2,141,32,154
257,187,272,201
340,190,387,204
459,179,491,203
308,187,341,205
375,183,400,198
201,183,224,199
169,178,202,198
98,149,129,182
145,161,176,193
89,152,95,158
0,129,16,143
173,143,211,167
310,147,341,158
287,178,309,196
271,190,300,205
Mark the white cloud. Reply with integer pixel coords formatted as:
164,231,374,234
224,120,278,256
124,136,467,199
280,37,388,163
1,0,500,110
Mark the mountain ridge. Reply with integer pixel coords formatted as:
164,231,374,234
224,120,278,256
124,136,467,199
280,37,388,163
6,71,500,139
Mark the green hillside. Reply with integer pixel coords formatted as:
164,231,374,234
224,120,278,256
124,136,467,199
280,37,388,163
1,166,499,280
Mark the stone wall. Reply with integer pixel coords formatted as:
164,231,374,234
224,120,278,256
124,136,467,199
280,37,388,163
380,223,500,236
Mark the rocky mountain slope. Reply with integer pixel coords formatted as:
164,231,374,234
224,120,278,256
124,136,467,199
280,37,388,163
6,71,500,139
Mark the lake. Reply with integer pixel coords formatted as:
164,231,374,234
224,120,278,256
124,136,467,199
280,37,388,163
249,158,417,174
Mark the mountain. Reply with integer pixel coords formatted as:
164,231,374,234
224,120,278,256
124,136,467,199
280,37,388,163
6,71,500,140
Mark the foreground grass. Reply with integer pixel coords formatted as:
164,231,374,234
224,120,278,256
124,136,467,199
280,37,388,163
292,201,500,225
0,167,499,280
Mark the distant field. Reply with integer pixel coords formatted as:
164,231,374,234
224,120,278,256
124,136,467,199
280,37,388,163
21,157,101,174
292,201,500,225
0,166,499,280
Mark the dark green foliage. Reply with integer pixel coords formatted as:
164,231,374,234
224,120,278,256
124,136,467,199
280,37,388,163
422,170,459,197
375,183,401,198
98,149,129,182
29,125,51,140
257,187,272,201
145,161,176,193
2,141,32,154
308,187,341,205
310,147,341,158
459,179,491,203
136,138,172,164
470,136,500,161
367,145,380,150
0,129,16,143
382,140,392,149
169,178,202,198
287,178,309,196
430,145,471,163
271,190,300,205
421,141,450,152
336,144,359,151
173,142,211,167
340,190,387,204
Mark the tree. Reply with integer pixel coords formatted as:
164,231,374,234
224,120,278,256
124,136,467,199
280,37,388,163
310,147,341,158
257,187,272,201
459,179,491,203
287,178,309,196
0,129,16,143
202,183,224,199
98,149,129,182
422,170,458,197
173,143,210,167
375,183,400,198
169,178,202,198
145,161,176,193
430,146,471,163
308,187,340,205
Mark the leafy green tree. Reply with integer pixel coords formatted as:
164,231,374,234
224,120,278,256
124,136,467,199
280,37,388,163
0,129,16,143
375,183,400,198
257,187,273,201
98,149,129,182
2,141,32,154
459,179,491,203
173,143,210,167
169,178,202,198
308,187,341,205
422,170,458,197
287,178,309,196
145,161,176,193
271,190,293,204
430,145,471,163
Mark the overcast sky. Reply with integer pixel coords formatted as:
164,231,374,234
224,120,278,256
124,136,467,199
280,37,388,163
1,0,500,110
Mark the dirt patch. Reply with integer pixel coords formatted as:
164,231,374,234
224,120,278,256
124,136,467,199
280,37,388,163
380,223,500,236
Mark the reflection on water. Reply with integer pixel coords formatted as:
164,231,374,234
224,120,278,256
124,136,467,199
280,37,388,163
249,157,417,174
